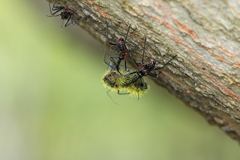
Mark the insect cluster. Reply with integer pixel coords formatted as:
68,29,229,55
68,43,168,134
47,0,176,101
102,23,176,100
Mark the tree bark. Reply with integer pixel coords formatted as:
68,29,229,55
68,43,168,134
49,0,240,142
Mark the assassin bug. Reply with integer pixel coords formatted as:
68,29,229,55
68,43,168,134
103,22,131,73
125,36,177,86
47,0,87,27
106,22,136,73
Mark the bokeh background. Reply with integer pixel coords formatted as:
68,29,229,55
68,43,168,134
0,1,239,160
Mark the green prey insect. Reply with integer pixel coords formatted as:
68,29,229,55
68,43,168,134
102,70,149,98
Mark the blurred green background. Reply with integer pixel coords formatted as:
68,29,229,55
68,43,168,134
0,1,239,160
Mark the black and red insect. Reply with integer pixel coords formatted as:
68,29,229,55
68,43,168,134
106,22,136,73
125,36,177,86
47,0,86,27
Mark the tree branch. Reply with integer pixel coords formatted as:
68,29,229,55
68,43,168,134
48,0,240,142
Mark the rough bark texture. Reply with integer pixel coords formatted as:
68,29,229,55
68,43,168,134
48,0,240,142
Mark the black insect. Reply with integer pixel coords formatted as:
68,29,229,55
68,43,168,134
47,0,86,27
126,36,177,86
106,22,136,73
